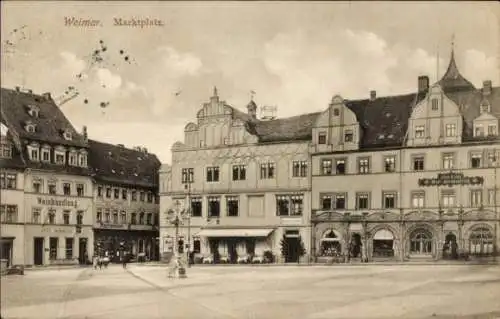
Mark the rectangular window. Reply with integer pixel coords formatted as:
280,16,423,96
1,173,17,189
358,157,370,174
321,195,332,210
276,195,305,216
411,191,425,208
42,150,50,162
31,149,39,161
445,124,456,137
442,153,455,170
96,208,102,222
321,159,332,175
63,210,70,225
120,211,127,224
76,183,84,197
106,187,111,198
97,186,103,197
146,213,152,225
344,129,354,142
488,189,496,205
415,125,425,138
113,211,119,224
182,168,194,183
475,125,484,137
0,142,12,158
470,190,483,207
48,209,56,224
292,160,308,177
208,197,220,217
470,153,482,168
441,190,456,208
384,156,396,172
206,167,220,182
140,192,145,202
260,162,275,179
318,132,326,144
131,213,137,224
65,238,73,260
232,165,246,181
122,189,127,200
49,237,58,260
335,159,346,175
63,183,71,195
104,209,110,223
69,153,77,166
226,196,239,217
33,180,42,193
4,205,17,223
431,98,439,110
139,212,145,224
333,193,346,209
32,208,41,223
488,124,497,136
383,192,397,209
114,188,119,199
356,193,369,209
193,239,201,253
76,211,83,225
190,197,202,217
147,192,153,203
55,153,64,164
132,191,137,201
413,156,425,171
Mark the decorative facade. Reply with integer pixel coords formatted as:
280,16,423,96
89,140,161,262
0,87,94,267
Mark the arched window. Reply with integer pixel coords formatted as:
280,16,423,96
410,229,433,255
320,230,341,257
469,227,494,256
373,229,395,257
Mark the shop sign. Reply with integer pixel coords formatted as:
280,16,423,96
418,173,484,187
37,197,78,208
42,227,73,233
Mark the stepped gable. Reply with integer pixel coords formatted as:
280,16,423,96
88,139,161,188
0,87,87,147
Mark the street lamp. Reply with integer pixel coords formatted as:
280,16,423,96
184,179,193,267
166,200,189,278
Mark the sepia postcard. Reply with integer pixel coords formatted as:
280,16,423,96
1,1,500,319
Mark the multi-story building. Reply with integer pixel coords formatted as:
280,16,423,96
160,88,312,264
311,49,500,262
1,87,94,267
90,140,161,262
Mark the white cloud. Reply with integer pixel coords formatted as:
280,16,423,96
59,51,86,75
159,47,203,77
463,49,500,86
96,68,122,90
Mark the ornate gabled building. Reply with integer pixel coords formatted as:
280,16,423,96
311,47,500,262
1,87,94,267
89,140,161,262
160,88,313,264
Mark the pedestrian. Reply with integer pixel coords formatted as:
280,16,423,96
122,253,127,269
93,255,98,270
168,258,179,278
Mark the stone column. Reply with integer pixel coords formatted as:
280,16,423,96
399,222,405,262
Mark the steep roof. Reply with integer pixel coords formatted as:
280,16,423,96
0,87,87,147
437,49,476,93
88,139,161,189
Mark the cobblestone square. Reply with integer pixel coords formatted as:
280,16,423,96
2,264,500,319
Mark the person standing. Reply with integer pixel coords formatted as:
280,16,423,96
122,252,127,269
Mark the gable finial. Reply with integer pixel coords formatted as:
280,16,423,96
213,86,218,97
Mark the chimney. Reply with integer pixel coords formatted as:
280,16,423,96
117,144,124,148
42,92,51,100
27,89,33,94
15,86,20,92
418,76,429,92
483,80,492,96
82,126,88,142
142,147,148,153
370,90,376,101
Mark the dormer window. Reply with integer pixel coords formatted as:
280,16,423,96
31,149,39,161
431,98,439,110
318,132,327,144
344,130,354,142
488,124,497,136
69,151,77,166
25,123,36,133
0,140,12,159
333,108,340,116
54,147,66,165
480,101,490,114
78,151,87,167
41,146,51,162
63,130,72,140
475,125,484,137
27,105,39,118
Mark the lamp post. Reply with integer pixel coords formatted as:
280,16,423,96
166,200,189,278
184,179,193,267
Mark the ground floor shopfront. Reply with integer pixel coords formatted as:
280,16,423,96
93,229,159,262
160,225,311,264
312,210,500,263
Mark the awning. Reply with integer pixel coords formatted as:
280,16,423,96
373,229,394,240
196,228,274,238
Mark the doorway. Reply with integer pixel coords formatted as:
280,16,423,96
350,233,362,258
34,237,44,265
0,239,13,267
78,238,88,265
283,230,301,263
443,233,458,259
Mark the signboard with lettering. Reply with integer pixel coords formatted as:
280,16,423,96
418,173,484,187
37,197,78,208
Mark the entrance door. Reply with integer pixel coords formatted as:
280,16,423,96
443,233,458,259
284,237,299,263
0,240,13,267
350,233,362,258
34,237,44,265
227,239,237,264
79,238,88,265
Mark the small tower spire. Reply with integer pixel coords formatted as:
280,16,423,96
213,86,218,97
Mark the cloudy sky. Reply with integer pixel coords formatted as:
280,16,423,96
1,1,499,163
